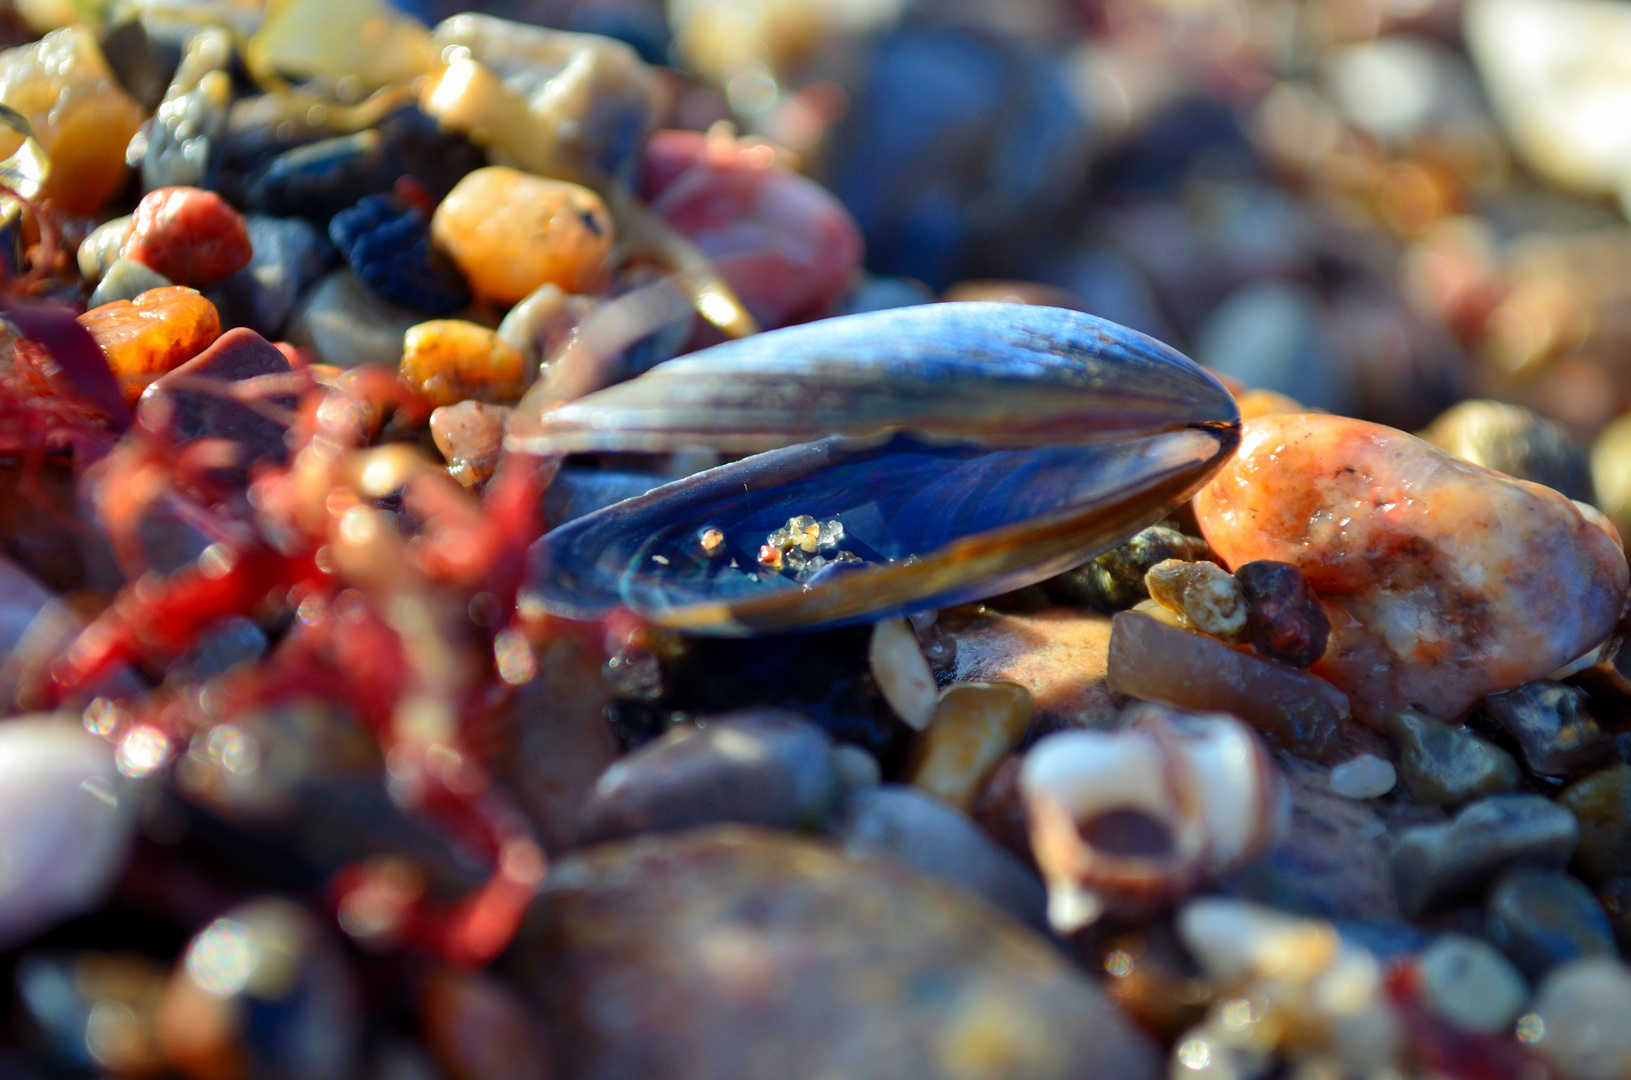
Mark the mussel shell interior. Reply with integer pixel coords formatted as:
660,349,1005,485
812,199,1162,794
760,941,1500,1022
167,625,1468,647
529,426,1236,634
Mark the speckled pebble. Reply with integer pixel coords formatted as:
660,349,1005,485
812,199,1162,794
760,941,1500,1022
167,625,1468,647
1482,681,1614,777
1144,558,1247,641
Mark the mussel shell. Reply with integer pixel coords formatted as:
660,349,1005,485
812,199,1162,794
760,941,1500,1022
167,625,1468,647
530,428,1233,634
523,303,1239,634
508,303,1239,456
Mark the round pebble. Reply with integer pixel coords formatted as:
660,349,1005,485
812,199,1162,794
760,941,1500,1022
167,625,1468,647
1329,754,1397,799
400,320,528,408
431,165,614,304
121,186,253,288
1416,932,1529,1035
1527,958,1631,1080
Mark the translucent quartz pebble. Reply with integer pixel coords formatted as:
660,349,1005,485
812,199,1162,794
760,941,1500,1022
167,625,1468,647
430,166,614,305
0,716,134,949
400,320,526,408
1144,558,1246,641
122,187,253,289
1194,414,1629,728
78,286,221,405
88,257,172,307
136,26,231,191
640,129,865,329
419,14,662,188
77,215,133,283
1107,609,1348,760
0,26,146,214
246,0,431,92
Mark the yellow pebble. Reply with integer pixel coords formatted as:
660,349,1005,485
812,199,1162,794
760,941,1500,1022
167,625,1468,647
400,319,528,408
78,286,221,405
906,682,1034,812
430,166,614,305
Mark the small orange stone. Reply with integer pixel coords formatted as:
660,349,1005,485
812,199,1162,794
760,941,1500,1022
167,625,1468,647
78,287,222,405
430,166,614,304
400,319,528,408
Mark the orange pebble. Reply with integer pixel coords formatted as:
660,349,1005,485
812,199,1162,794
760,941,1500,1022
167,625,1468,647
430,166,613,304
400,320,528,408
78,286,221,405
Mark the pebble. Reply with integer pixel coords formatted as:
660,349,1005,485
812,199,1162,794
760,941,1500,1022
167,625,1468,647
430,166,614,305
1600,877,1631,951
0,717,133,949
247,0,428,92
838,784,1049,932
86,257,172,308
502,637,620,855
868,616,937,731
77,285,221,405
1194,413,1630,728
243,107,485,223
136,26,230,191
400,320,527,409
1234,560,1331,668
1591,412,1631,541
947,609,1118,733
1330,755,1397,799
1558,764,1631,884
1482,681,1614,777
1193,279,1351,414
1421,399,1596,503
1219,755,1398,922
1486,867,1616,980
1391,793,1580,915
1107,609,1347,761
136,327,298,475
511,827,1159,1080
0,26,145,214
158,898,361,1080
834,744,883,793
420,15,662,188
1143,558,1246,641
641,128,865,329
121,186,253,289
1526,957,1631,1080
906,682,1033,812
576,711,844,845
1386,709,1522,807
429,401,511,489
1046,525,1210,610
208,214,333,338
329,194,471,316
284,270,420,370
77,215,134,283
1415,933,1530,1035
418,969,550,1080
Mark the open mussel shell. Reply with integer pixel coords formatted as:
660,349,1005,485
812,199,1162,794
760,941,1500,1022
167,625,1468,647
509,302,1238,455
523,304,1240,634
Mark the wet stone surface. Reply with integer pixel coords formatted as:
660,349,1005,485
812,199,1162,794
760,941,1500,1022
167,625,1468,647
1387,709,1522,808
1558,764,1631,884
1485,866,1616,980
947,610,1118,736
1234,559,1330,668
511,827,1160,1080
1480,681,1614,777
1392,794,1580,915
576,712,845,845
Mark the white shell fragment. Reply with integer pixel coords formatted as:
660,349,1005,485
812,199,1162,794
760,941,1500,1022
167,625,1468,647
0,716,134,948
869,617,938,731
1019,705,1286,933
1329,755,1397,800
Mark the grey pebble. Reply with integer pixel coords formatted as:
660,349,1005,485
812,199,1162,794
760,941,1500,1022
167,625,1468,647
1392,794,1579,915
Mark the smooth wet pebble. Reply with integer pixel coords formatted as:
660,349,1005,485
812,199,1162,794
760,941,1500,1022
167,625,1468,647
947,609,1118,734
1486,866,1616,980
209,214,332,337
1391,794,1579,915
906,681,1033,812
576,711,844,845
1415,932,1529,1035
1386,709,1522,808
88,257,172,307
285,270,420,369
1558,764,1631,884
1526,957,1631,1080
838,785,1048,932
1330,755,1396,799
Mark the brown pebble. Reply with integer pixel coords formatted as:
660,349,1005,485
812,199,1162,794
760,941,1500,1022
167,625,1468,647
906,682,1034,812
1144,559,1247,641
948,609,1119,733
1235,560,1331,668
430,401,513,488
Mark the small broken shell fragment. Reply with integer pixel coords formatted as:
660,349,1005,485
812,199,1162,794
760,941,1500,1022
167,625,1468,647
1020,705,1286,933
869,616,936,731
1144,559,1246,641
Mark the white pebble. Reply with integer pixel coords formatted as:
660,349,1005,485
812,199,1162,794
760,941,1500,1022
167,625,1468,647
1329,755,1396,799
1529,958,1631,1080
869,617,938,730
1417,933,1528,1034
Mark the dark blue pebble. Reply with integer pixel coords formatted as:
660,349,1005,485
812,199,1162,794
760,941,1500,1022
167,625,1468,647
328,194,469,315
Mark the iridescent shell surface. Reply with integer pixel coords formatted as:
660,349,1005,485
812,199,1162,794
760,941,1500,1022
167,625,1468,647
521,303,1241,634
